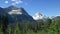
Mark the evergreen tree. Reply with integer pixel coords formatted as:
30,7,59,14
7,25,11,34
2,12,8,34
44,18,52,32
37,21,43,31
56,19,60,34
13,22,21,34
0,16,3,34
49,20,58,34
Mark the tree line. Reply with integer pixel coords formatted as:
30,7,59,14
0,12,60,34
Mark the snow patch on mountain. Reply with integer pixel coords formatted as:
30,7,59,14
8,9,23,15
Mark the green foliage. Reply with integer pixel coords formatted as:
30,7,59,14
7,25,11,34
13,22,21,34
37,21,43,30
44,18,52,28
0,13,60,34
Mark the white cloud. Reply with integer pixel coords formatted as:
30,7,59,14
12,3,16,5
15,1,19,4
11,0,23,4
18,0,23,3
5,1,8,4
5,0,28,5
11,0,16,1
15,0,23,4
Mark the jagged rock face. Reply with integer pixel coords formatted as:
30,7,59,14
0,6,36,23
7,6,36,23
5,6,29,15
33,12,44,20
32,12,47,22
8,14,35,23
52,16,60,21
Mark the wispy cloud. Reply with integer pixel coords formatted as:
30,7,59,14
5,1,9,4
11,0,16,1
15,0,23,4
4,0,29,6
5,0,23,5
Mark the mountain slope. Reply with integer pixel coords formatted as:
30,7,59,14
0,7,5,16
52,15,60,21
0,6,36,24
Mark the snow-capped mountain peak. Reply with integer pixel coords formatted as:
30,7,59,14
33,12,47,20
35,12,43,16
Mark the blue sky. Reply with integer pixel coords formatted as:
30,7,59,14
0,0,60,17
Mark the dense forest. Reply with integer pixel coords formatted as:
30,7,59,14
0,13,60,34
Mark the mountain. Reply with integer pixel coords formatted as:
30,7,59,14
0,7,5,16
52,15,60,21
0,6,36,24
32,12,48,22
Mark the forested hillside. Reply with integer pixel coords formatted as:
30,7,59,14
0,12,60,34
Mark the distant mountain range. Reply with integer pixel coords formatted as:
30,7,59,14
0,6,60,24
52,16,60,21
33,12,60,22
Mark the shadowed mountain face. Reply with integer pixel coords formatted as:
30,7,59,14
0,7,5,16
0,6,36,24
52,16,60,21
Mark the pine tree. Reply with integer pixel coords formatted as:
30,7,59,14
7,25,11,34
2,12,8,34
0,16,3,34
13,22,21,34
44,18,52,32
37,21,43,30
49,20,58,34
56,19,60,34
